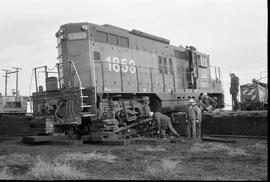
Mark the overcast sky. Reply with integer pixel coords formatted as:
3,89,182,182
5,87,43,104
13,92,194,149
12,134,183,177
0,0,267,108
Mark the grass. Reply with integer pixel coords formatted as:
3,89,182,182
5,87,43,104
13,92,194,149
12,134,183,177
0,167,14,180
136,145,167,152
55,151,117,163
145,159,182,180
0,152,118,180
0,141,265,180
253,142,267,150
189,142,230,154
0,153,33,178
0,153,32,165
202,176,246,180
0,153,91,180
26,155,88,180
228,148,251,157
188,142,251,158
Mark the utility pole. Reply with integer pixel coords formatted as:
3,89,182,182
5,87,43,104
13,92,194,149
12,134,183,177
1,67,22,98
12,67,22,99
2,69,11,96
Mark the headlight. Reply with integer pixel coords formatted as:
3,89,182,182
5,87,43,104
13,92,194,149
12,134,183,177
60,34,65,40
81,25,88,31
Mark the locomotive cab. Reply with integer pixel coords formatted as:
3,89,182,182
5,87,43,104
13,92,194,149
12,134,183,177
186,46,224,107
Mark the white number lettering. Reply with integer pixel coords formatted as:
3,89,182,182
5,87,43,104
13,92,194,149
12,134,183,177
106,56,112,71
121,58,128,73
106,56,136,74
112,57,120,72
129,60,136,74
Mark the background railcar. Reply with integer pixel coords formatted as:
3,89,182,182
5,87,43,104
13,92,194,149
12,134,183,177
31,22,224,137
0,95,28,116
240,80,268,110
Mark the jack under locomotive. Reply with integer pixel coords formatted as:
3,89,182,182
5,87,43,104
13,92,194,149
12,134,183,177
31,22,224,138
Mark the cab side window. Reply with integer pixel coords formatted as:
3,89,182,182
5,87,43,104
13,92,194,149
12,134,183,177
158,56,163,74
108,34,118,46
119,36,129,48
95,30,108,43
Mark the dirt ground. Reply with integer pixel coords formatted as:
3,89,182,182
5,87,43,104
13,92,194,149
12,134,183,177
0,136,268,180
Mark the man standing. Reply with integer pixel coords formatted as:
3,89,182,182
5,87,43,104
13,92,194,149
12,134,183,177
230,73,240,111
185,99,201,139
194,102,202,139
142,96,151,116
149,112,180,138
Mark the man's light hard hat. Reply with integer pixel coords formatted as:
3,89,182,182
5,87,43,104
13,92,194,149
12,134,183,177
149,112,154,117
143,96,149,102
203,92,207,96
188,99,195,103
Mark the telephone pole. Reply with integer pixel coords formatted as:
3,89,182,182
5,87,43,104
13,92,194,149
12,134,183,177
12,67,22,98
1,67,22,98
2,69,11,96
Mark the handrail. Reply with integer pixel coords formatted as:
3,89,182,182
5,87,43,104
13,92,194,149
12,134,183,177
57,61,84,111
93,61,224,91
68,61,86,112
56,61,83,89
55,102,64,124
94,60,194,75
57,60,86,112
69,60,83,89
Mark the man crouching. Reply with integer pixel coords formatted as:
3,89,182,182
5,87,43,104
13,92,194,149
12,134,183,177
149,111,180,138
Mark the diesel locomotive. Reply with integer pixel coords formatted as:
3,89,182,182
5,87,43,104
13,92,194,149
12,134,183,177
31,22,224,138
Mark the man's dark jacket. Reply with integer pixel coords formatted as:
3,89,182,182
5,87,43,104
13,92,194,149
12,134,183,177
230,76,239,94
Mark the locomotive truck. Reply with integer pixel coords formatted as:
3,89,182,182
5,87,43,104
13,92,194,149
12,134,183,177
30,22,224,140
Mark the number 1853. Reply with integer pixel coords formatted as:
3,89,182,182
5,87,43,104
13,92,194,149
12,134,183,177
106,56,136,74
